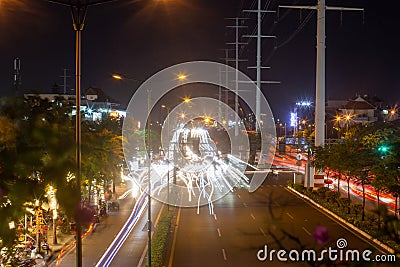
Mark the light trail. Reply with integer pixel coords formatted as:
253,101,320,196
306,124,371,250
95,191,148,267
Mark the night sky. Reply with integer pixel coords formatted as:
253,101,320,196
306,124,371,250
0,0,399,121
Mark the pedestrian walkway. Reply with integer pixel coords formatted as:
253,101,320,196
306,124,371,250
45,184,134,266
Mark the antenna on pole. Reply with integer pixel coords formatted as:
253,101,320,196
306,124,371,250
226,17,248,136
13,57,21,95
219,48,235,123
60,68,71,94
243,0,279,132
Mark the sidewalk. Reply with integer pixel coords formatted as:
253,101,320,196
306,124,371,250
45,184,133,266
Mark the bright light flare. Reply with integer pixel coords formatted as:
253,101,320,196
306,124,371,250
112,74,123,80
177,73,188,81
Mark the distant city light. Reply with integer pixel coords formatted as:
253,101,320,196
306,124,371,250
290,112,297,127
296,101,312,107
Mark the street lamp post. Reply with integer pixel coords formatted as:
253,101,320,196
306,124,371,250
44,1,119,266
161,105,170,211
147,88,152,267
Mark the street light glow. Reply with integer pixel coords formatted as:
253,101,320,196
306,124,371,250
177,73,187,81
112,73,123,80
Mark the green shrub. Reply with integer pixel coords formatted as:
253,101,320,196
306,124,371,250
316,187,329,199
146,208,173,267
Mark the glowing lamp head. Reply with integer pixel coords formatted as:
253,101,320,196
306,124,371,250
177,73,187,81
112,74,123,80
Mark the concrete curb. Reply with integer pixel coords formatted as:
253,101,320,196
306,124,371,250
286,186,399,258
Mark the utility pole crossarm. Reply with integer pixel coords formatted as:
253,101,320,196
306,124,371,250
243,9,275,13
242,35,276,38
238,80,281,84
326,6,363,11
279,5,363,12
279,5,316,10
226,26,247,29
224,59,248,62
248,66,270,69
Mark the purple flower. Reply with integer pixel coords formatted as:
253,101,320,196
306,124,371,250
312,225,331,244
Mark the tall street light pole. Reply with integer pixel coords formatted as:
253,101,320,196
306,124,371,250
44,1,119,266
147,88,152,267
161,105,170,211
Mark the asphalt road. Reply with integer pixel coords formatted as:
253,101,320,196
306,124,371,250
168,172,397,267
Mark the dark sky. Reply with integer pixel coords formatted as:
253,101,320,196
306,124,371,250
0,0,399,122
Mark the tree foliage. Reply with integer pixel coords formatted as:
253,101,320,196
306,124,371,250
0,96,124,249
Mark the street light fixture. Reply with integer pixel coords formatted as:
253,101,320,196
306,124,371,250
177,73,187,81
111,73,143,82
112,73,124,80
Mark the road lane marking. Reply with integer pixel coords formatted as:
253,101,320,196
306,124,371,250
243,202,248,208
217,228,221,237
222,249,227,261
214,214,218,221
259,227,266,236
250,213,256,220
168,207,182,267
286,212,294,220
302,226,311,236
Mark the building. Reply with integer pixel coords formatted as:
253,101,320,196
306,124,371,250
338,95,379,125
24,86,125,121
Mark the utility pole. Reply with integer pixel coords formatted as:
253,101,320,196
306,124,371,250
218,67,222,123
60,68,71,94
279,0,363,187
243,0,277,132
147,88,152,267
279,1,363,148
226,18,247,136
